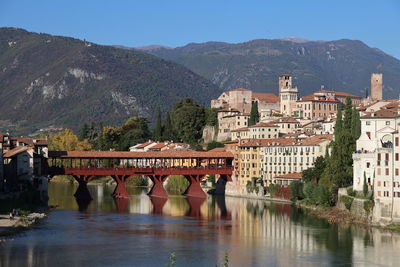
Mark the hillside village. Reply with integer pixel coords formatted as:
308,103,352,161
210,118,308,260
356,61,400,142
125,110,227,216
197,72,399,224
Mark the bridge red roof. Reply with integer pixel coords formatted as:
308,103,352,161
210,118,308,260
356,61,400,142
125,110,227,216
48,150,234,159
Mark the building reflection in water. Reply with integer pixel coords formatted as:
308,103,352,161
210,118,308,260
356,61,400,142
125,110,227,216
30,182,400,266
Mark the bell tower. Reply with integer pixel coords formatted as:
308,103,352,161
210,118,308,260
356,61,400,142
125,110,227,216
279,74,298,116
371,73,383,101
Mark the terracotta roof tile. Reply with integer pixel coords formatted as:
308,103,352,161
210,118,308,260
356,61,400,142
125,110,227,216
231,127,249,132
249,122,279,128
270,117,299,123
252,93,279,103
4,146,30,158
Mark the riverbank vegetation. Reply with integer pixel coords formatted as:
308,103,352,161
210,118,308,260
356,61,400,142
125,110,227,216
165,176,189,195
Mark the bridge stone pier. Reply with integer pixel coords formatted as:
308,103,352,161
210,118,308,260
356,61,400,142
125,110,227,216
47,150,233,201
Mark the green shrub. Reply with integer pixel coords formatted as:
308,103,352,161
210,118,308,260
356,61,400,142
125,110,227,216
127,175,148,187
340,195,353,210
165,175,189,194
363,174,368,197
267,184,280,197
303,182,317,204
363,199,374,215
315,185,330,207
347,188,356,197
246,181,254,194
289,181,304,201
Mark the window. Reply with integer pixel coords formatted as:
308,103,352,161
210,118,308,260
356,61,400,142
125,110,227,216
377,181,381,186
386,121,390,125
367,162,370,168
396,153,399,161
366,132,371,138
366,121,371,126
386,168,389,176
396,137,399,147
396,169,399,176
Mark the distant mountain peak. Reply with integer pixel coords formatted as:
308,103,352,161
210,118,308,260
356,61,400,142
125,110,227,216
277,37,326,43
135,45,172,51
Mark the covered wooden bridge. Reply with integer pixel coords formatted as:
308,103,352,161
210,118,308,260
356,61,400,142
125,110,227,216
47,150,234,199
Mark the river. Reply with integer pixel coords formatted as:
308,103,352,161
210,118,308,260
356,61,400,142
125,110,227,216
0,182,399,266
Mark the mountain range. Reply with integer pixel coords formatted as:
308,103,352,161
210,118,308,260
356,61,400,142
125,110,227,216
135,39,400,98
1,27,400,135
0,28,220,135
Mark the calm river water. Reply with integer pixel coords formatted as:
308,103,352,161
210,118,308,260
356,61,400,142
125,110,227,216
1,182,400,266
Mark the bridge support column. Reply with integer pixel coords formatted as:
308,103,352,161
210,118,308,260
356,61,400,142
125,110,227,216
186,197,206,217
150,197,168,214
73,175,93,200
148,175,168,198
215,175,232,195
184,175,206,198
112,175,130,199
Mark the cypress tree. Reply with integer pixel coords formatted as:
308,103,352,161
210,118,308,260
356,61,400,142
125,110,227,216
335,108,343,140
351,107,361,140
249,102,259,126
343,96,353,131
365,88,369,99
162,112,174,141
154,107,163,141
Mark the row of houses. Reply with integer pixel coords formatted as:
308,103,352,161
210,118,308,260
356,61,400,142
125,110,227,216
0,133,48,200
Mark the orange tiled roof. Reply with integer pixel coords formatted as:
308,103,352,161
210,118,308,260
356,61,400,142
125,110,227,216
148,142,168,149
231,127,249,132
249,122,279,128
135,141,154,149
270,117,299,124
252,93,279,103
362,109,400,118
3,146,30,158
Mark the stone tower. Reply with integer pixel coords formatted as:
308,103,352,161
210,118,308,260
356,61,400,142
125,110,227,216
371,73,383,101
279,74,298,116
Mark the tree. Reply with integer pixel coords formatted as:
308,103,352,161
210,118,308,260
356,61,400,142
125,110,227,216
79,123,90,140
119,117,151,150
365,88,369,99
153,107,163,141
205,108,219,127
96,126,121,150
343,96,353,131
170,98,206,144
49,129,92,151
248,101,259,126
351,107,361,140
335,108,343,140
162,112,174,141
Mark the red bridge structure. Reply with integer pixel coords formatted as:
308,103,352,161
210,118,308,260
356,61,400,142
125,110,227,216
47,150,233,200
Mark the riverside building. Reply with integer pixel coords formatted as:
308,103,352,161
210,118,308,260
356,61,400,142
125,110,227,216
352,100,400,223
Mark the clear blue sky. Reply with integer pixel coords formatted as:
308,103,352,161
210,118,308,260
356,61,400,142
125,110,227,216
1,0,399,58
